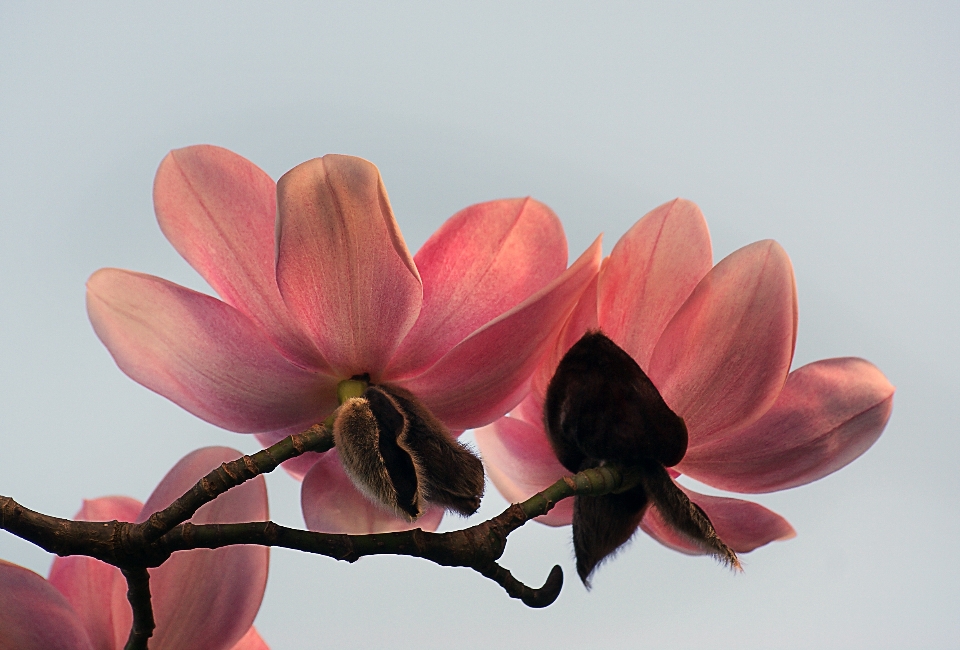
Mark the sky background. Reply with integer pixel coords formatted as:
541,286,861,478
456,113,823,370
1,2,958,648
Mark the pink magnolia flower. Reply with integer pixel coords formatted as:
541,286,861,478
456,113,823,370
476,199,894,557
0,447,269,650
86,146,600,534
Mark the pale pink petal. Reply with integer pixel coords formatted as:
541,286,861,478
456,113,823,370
648,240,797,444
228,626,269,650
510,391,546,428
680,357,895,493
640,486,795,555
135,447,269,650
400,238,603,430
387,198,567,378
87,269,338,433
275,155,422,378
0,560,94,650
598,199,713,370
48,497,142,650
301,449,444,534
154,146,327,370
475,417,573,526
529,269,600,407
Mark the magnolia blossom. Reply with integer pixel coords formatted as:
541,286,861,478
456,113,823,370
0,447,269,650
86,146,600,534
476,199,894,557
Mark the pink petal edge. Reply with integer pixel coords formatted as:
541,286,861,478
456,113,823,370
0,560,94,650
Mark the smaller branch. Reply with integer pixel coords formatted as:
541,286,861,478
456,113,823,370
473,562,564,608
136,424,333,544
121,567,155,650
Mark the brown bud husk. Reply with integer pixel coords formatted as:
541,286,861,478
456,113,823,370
545,331,737,585
333,384,485,521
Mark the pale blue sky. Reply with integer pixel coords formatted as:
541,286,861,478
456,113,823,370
1,3,957,648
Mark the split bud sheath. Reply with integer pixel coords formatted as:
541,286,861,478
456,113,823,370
545,331,739,585
333,383,485,521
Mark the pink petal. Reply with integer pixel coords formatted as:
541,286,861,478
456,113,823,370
154,146,327,370
475,416,573,526
648,240,798,444
0,560,94,650
680,357,895,493
598,199,713,370
136,447,269,650
529,269,600,408
228,627,269,650
48,497,142,650
399,237,603,430
275,155,422,378
301,449,444,534
87,269,338,433
640,485,796,555
387,198,567,378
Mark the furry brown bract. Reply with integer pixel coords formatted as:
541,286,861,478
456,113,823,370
333,384,485,521
545,331,738,585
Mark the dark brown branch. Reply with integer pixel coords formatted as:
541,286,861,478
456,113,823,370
135,423,333,544
121,567,155,650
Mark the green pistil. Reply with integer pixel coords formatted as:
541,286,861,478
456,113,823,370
337,377,369,404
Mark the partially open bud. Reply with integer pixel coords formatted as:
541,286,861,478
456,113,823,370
333,384,485,521
545,331,738,585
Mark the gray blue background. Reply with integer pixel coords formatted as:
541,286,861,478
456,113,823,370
1,3,957,648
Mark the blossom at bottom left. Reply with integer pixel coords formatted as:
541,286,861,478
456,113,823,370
0,446,270,650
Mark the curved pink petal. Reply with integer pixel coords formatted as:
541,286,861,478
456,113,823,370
598,198,713,370
154,146,327,371
136,447,269,650
0,560,94,650
648,240,798,444
229,627,269,650
680,357,895,493
400,237,603,430
301,449,444,534
387,198,567,378
87,269,338,433
48,497,142,650
529,269,600,407
475,417,573,526
275,155,422,378
640,485,795,555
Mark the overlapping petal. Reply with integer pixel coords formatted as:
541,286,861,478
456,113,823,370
137,447,269,650
387,198,567,378
402,237,603,430
301,449,444,534
475,416,572,526
153,145,326,371
598,199,713,370
87,269,337,433
680,357,895,493
639,485,795,555
0,560,94,650
649,240,798,443
275,155,422,378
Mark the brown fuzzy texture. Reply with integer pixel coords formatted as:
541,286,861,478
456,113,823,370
332,385,485,521
572,481,649,587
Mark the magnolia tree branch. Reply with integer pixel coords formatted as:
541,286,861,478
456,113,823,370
0,427,638,646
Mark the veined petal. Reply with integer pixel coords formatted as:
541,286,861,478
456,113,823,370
680,357,894,493
275,155,422,378
48,497,142,650
649,240,797,444
136,447,269,650
387,198,567,378
400,237,603,431
475,417,573,526
154,146,327,370
87,269,337,433
229,627,269,650
0,560,94,650
598,199,713,370
639,485,795,555
301,449,444,534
